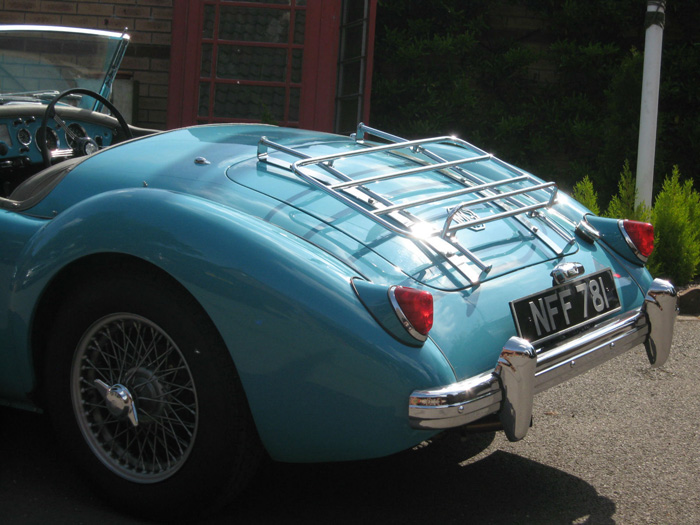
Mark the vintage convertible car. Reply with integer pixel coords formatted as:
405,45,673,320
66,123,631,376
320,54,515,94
0,25,677,519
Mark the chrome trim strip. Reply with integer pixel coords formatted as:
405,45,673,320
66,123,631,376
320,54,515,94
444,237,491,273
529,210,577,245
575,218,601,243
534,309,646,393
0,24,130,40
408,279,677,439
98,32,130,105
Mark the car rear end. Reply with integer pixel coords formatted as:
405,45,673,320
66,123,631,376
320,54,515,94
406,234,676,441
256,123,677,442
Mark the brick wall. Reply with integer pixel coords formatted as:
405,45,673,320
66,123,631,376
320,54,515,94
0,0,174,129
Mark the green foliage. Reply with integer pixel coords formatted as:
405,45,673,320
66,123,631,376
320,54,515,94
572,176,600,215
647,168,700,285
372,0,700,202
573,165,700,285
604,160,650,222
599,49,644,198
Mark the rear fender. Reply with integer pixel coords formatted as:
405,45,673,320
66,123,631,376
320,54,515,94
13,188,455,460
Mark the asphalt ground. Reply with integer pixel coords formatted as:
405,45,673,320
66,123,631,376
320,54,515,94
1,316,698,524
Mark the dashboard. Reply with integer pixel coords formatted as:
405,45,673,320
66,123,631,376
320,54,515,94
0,105,119,166
0,104,127,196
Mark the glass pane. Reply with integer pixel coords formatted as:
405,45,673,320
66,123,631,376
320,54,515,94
0,29,124,95
293,9,306,44
336,98,359,134
219,6,290,43
338,60,361,97
198,82,210,117
202,4,215,39
214,84,286,121
217,46,287,82
289,87,300,121
291,48,303,83
342,23,364,60
200,43,212,77
344,0,366,23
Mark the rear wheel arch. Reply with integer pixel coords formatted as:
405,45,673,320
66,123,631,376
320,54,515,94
31,254,192,395
30,253,258,423
34,252,264,518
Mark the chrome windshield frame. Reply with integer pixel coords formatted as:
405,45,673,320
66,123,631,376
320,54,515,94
0,24,130,110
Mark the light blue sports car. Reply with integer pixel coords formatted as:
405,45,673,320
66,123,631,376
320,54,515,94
0,25,677,519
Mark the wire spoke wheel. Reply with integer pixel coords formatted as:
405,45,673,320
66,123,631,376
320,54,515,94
45,270,262,518
71,313,198,483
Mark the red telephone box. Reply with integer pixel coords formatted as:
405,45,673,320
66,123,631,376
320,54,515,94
167,0,376,133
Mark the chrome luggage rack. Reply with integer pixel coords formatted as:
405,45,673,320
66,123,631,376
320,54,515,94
257,123,575,284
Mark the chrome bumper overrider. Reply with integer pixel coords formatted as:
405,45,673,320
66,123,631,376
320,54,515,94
408,279,678,441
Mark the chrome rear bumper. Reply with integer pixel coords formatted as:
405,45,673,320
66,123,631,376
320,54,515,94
408,279,678,441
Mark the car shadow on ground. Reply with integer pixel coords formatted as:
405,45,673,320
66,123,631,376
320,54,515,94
1,407,614,524
221,431,615,525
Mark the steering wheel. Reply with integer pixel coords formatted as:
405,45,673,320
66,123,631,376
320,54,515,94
39,88,132,168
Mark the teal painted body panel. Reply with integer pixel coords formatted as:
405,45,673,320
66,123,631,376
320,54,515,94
0,122,657,461
428,236,647,381
0,210,49,402
5,185,454,459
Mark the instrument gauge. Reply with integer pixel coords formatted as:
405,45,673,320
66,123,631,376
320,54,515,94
17,128,32,146
66,123,87,149
37,128,60,150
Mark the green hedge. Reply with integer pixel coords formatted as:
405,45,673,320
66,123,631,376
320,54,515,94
371,0,700,205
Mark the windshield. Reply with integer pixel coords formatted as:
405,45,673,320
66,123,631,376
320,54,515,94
0,25,129,107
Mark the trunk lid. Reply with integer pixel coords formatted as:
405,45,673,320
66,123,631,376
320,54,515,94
228,126,578,290
228,125,578,291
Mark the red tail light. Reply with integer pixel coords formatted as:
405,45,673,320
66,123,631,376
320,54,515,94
390,286,433,340
621,220,654,259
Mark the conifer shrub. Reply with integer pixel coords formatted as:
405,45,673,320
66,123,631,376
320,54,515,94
573,165,700,285
604,160,650,222
572,175,600,215
646,168,700,285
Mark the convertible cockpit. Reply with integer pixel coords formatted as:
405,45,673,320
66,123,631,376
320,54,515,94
0,25,152,197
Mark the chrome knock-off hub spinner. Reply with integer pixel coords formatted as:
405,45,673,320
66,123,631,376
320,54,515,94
94,379,139,427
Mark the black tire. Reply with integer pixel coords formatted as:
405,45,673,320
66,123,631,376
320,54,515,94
43,269,262,520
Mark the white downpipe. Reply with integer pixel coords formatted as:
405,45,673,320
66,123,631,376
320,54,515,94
635,1,666,210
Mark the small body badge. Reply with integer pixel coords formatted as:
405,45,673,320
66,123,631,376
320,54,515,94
447,207,485,232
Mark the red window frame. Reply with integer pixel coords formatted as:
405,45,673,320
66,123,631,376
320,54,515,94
167,0,342,131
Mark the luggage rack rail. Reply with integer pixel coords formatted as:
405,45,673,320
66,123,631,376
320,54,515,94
257,123,574,283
